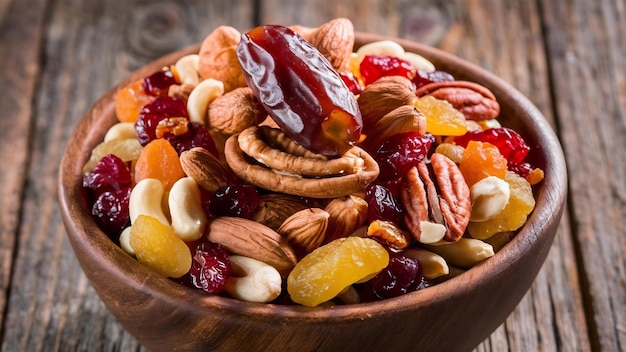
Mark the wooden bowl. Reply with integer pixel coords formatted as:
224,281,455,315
58,32,567,352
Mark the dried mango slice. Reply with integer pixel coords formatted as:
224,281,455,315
413,96,468,136
287,237,389,307
129,214,191,278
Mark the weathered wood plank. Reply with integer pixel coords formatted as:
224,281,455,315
540,0,626,351
0,0,255,350
0,0,48,340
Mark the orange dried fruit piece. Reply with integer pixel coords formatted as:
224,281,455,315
115,79,154,123
287,236,389,307
459,140,507,187
83,138,143,173
413,96,468,136
129,214,192,278
134,139,185,191
468,171,536,240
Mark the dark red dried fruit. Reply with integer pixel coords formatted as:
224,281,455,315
177,239,231,294
412,69,455,90
237,25,362,157
135,95,189,146
91,188,131,238
364,183,404,225
83,154,132,238
374,132,434,181
209,184,259,219
83,154,132,196
359,249,422,301
165,122,218,156
340,71,363,94
142,69,178,96
360,55,414,85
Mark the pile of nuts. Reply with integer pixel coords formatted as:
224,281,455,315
82,18,543,307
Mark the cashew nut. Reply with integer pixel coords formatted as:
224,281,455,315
186,78,224,125
403,248,449,279
174,54,200,86
104,122,136,142
168,177,207,242
129,178,169,226
469,176,510,223
401,52,436,72
223,255,282,303
425,238,494,269
118,226,135,257
356,40,405,61
417,221,447,244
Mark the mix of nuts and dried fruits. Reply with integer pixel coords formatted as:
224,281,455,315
82,18,544,307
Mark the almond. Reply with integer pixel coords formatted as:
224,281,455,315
206,217,298,277
308,18,355,71
179,147,238,193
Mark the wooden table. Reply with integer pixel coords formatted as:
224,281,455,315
1,0,624,351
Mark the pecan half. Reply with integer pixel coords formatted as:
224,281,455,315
401,153,471,243
414,81,500,121
224,126,379,198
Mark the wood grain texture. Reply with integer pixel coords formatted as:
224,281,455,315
0,0,47,337
541,0,626,351
0,0,255,350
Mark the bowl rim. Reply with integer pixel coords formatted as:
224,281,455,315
58,31,568,323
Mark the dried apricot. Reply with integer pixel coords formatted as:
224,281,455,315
468,171,536,239
413,96,467,136
287,237,389,307
134,139,185,190
459,140,507,187
129,214,192,278
115,79,155,123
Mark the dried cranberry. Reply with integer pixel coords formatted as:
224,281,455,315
454,127,530,164
374,132,434,180
83,154,132,239
165,122,218,157
364,183,404,225
142,69,178,96
209,184,259,219
360,55,414,85
359,250,422,301
412,69,455,90
339,71,363,94
508,161,533,178
91,188,131,239
135,95,189,146
83,154,132,197
178,238,231,294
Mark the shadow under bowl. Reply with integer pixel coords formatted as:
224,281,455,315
58,32,567,352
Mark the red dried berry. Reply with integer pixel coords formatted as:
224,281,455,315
209,184,259,219
359,249,422,301
135,95,189,146
142,69,178,96
374,132,434,181
412,69,455,90
178,239,231,294
360,55,414,85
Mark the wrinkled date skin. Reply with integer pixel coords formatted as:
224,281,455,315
236,25,363,157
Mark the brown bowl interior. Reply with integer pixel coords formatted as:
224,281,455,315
58,32,567,352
